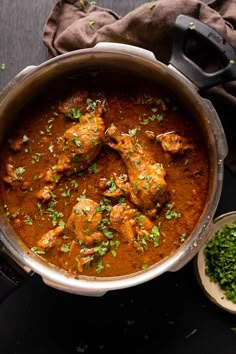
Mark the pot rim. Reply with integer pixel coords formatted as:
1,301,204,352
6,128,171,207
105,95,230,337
0,45,227,295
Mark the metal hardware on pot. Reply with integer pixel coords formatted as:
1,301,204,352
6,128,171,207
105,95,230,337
0,15,236,300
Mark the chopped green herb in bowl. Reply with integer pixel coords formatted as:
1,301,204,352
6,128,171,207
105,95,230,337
196,211,236,314
204,221,236,304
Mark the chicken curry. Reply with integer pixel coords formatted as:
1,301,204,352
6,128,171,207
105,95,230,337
0,73,209,277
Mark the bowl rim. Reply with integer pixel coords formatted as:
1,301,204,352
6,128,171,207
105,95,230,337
195,211,236,314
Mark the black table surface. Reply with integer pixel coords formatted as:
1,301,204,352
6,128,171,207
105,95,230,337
0,1,236,353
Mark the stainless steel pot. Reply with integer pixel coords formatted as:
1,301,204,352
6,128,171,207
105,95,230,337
0,15,235,297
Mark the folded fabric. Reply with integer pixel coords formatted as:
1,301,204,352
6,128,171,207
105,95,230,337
43,0,236,173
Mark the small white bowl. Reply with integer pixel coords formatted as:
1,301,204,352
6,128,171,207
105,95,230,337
195,211,236,314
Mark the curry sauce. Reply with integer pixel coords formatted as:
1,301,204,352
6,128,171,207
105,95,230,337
0,73,209,277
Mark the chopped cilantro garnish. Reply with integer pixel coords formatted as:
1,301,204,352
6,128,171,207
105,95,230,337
180,233,187,242
83,227,90,234
98,216,114,239
96,259,104,273
156,98,163,105
61,187,71,198
204,222,236,303
128,128,137,136
72,154,80,162
14,166,25,179
72,137,82,148
118,197,126,204
82,206,91,215
31,247,45,255
106,177,117,192
185,328,197,338
141,114,163,125
110,240,120,248
74,208,80,215
188,22,196,30
99,225,114,239
58,220,65,227
31,152,43,163
165,204,181,220
86,98,96,111
138,174,145,180
135,215,145,222
24,214,33,225
71,179,79,189
111,249,117,257
72,108,82,120
47,206,64,226
90,139,101,146
22,135,29,143
77,190,87,201
61,243,70,253
76,343,88,353
37,203,44,215
150,225,160,247
133,181,139,193
96,198,112,214
89,20,95,29
88,162,99,174
93,242,108,256
48,142,54,153
184,159,189,166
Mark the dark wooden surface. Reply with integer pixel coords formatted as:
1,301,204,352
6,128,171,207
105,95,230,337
1,1,236,354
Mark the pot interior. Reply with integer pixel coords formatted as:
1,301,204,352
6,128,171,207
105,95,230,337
0,49,224,290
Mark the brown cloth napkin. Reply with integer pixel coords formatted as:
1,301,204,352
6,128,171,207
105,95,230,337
43,0,236,173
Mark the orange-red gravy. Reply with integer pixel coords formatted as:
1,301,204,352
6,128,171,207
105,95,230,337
0,73,209,277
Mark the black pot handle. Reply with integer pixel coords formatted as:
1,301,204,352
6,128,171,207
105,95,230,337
0,245,33,303
169,15,236,90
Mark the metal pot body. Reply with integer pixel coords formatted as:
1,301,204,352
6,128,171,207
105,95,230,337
0,44,227,296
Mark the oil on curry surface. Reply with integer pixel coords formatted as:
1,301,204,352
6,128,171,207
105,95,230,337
0,73,209,277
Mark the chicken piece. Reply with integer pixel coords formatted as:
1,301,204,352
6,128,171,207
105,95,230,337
66,198,104,245
135,214,155,238
5,158,17,178
58,91,105,118
109,203,138,241
106,126,168,215
37,226,64,249
146,131,193,155
58,90,89,115
109,203,154,241
10,138,24,152
3,157,26,187
3,175,13,186
36,169,63,202
37,185,54,202
37,111,105,201
76,257,92,273
57,113,105,174
98,176,124,197
67,240,96,273
158,133,193,154
3,159,15,186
